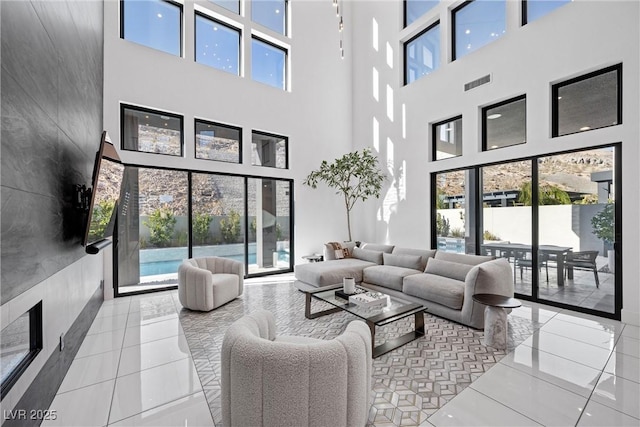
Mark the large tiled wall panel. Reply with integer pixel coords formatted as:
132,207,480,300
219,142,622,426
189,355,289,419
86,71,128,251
1,1,103,302
0,0,105,415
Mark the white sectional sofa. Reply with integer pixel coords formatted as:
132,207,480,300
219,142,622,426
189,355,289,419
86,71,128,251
294,243,514,329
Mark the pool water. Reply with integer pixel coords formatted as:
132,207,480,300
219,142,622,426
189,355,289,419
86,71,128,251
140,250,288,276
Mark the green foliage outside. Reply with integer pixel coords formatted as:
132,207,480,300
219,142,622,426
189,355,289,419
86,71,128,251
193,212,213,245
518,182,571,206
450,228,465,238
220,210,242,243
89,199,115,240
144,207,177,247
483,230,501,241
304,148,386,241
591,202,614,243
436,213,450,237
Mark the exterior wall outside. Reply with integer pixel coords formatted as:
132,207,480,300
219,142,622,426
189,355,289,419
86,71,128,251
349,1,639,325
0,0,106,411
102,0,354,262
440,204,609,254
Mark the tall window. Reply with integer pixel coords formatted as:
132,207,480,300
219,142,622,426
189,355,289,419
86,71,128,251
117,167,189,294
432,116,462,160
195,120,242,163
247,178,291,275
482,95,526,151
251,131,287,169
195,13,240,75
209,0,240,14
453,0,505,60
121,0,182,56
523,0,570,25
433,169,478,254
404,22,441,85
251,37,287,90
192,173,246,261
121,105,183,156
252,0,287,35
552,64,622,137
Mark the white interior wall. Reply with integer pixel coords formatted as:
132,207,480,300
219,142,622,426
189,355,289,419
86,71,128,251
350,0,639,325
103,0,353,261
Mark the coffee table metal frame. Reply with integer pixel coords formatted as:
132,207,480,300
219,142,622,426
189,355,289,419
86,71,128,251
305,284,425,358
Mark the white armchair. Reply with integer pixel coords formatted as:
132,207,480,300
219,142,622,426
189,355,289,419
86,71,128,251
178,257,244,311
221,309,372,427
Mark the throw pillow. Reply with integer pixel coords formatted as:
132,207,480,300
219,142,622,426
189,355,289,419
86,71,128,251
326,241,351,259
352,247,384,264
424,258,474,282
383,253,422,270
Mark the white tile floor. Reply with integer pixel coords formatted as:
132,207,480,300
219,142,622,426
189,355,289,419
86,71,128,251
43,286,639,427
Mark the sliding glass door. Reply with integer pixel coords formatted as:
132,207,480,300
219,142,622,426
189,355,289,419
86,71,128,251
537,147,617,314
117,167,189,294
116,166,293,295
480,161,532,297
433,145,621,318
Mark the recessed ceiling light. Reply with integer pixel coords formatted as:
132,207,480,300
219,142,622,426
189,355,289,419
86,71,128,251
160,115,171,120
580,126,591,131
557,96,563,100
465,29,471,35
213,26,218,31
612,121,617,125
491,145,499,149
275,9,280,14
157,13,162,18
487,114,502,120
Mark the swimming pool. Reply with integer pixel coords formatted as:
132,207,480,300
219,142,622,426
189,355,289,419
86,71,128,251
139,244,289,276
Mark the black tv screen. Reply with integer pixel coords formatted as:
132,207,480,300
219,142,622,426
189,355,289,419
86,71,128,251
82,131,124,250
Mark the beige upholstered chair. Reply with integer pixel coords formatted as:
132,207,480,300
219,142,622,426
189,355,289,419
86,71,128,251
221,309,372,427
178,257,244,311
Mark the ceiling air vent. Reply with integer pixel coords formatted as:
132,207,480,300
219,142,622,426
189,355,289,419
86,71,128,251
464,74,491,91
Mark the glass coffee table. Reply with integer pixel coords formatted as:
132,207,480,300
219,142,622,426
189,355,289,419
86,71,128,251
305,284,425,358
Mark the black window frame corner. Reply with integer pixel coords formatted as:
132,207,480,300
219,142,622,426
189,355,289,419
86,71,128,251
432,114,463,161
0,301,43,400
403,19,441,86
451,0,473,62
120,0,184,57
551,63,623,138
521,0,529,26
194,118,243,164
251,35,289,91
481,94,527,152
120,103,185,158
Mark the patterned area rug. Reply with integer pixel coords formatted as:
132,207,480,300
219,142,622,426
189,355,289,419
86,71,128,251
178,281,540,426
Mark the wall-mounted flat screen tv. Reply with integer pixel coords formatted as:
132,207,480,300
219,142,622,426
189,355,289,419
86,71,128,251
82,131,124,253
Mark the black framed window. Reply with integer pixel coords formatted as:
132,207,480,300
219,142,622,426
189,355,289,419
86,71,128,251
252,0,287,35
121,0,182,56
121,105,184,157
195,119,242,163
1,301,42,399
432,116,462,160
452,0,505,61
552,64,622,137
482,95,526,151
251,37,287,90
251,130,288,169
404,21,441,85
195,13,241,76
404,0,439,27
522,0,570,25
208,0,240,14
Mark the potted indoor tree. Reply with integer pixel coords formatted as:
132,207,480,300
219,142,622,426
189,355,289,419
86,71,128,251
304,148,386,242
591,202,615,273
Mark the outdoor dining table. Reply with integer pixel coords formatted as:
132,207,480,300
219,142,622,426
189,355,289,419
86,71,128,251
482,243,574,286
